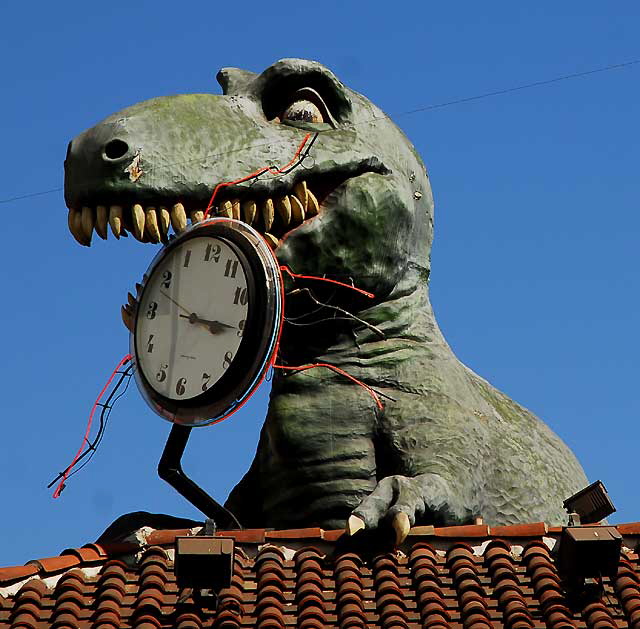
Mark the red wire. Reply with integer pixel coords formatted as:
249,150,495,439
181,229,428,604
272,363,383,410
53,354,132,498
203,133,313,219
279,265,374,298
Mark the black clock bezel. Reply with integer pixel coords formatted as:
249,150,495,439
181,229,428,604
132,220,281,425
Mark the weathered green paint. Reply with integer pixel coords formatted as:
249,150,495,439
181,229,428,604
65,59,587,530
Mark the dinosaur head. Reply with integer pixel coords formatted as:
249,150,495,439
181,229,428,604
64,58,433,300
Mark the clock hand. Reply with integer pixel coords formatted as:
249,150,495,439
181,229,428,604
179,313,235,334
159,289,192,316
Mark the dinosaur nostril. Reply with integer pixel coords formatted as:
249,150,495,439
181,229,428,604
103,139,129,161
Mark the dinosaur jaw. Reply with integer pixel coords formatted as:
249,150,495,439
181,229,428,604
65,160,388,250
66,178,320,250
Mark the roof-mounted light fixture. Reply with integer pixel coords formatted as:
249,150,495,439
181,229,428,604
563,480,616,525
175,533,235,598
556,481,621,592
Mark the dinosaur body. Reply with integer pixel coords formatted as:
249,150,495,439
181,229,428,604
64,59,588,533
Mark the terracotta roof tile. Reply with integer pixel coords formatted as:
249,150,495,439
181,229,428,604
265,527,323,540
0,563,39,584
489,522,548,537
434,524,490,538
2,521,640,628
217,528,266,544
27,553,80,574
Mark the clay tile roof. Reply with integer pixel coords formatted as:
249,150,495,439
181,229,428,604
1,521,640,628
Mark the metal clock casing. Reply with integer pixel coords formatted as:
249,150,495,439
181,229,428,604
131,218,282,426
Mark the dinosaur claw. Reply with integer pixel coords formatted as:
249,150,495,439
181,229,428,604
392,512,411,545
347,514,366,536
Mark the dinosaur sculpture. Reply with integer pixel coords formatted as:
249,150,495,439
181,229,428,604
64,58,588,542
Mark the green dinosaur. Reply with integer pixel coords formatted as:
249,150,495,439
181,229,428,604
64,58,588,540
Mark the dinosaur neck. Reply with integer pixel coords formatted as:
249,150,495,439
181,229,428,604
274,265,457,388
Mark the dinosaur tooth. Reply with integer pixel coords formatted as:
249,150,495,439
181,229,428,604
242,199,257,225
95,205,108,239
276,196,291,226
81,206,95,240
263,232,279,249
219,200,233,218
191,210,204,224
145,207,161,243
109,205,123,239
158,207,170,240
171,203,187,233
293,181,309,209
131,204,145,240
262,198,275,231
75,210,90,245
306,188,320,217
68,208,88,246
231,198,241,220
290,194,305,224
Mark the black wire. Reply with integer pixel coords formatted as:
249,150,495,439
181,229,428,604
65,368,134,479
4,58,639,207
47,364,134,488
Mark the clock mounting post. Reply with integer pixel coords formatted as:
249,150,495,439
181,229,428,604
158,423,242,530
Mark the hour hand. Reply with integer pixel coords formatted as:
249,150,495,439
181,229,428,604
179,313,235,334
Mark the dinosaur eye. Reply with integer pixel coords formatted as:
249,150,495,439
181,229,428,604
278,87,335,128
282,99,324,124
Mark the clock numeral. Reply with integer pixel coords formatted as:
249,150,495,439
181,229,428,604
202,372,211,391
147,334,154,353
224,259,238,278
161,270,172,288
237,319,245,337
223,351,233,369
175,377,187,396
233,286,248,306
156,363,168,382
146,301,158,319
204,243,221,262
183,250,192,268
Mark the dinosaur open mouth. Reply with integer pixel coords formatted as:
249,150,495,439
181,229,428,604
66,178,326,250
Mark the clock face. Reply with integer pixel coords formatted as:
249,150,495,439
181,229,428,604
135,235,250,401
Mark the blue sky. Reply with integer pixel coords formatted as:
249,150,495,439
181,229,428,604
1,2,638,566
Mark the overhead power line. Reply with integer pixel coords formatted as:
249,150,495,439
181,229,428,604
1,57,638,207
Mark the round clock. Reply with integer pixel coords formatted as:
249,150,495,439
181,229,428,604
131,218,283,426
